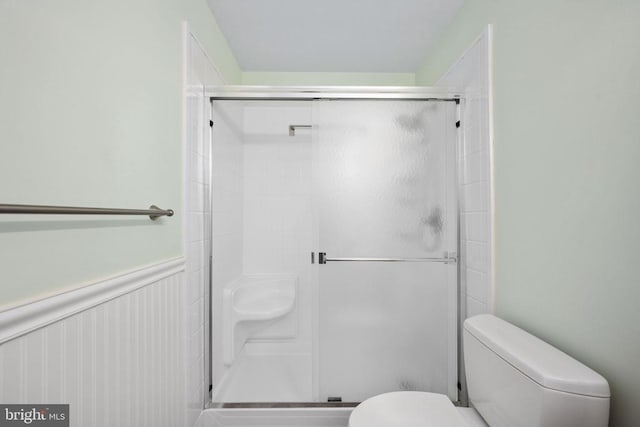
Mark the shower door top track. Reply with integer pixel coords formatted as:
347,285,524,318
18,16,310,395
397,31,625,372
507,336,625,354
208,85,463,102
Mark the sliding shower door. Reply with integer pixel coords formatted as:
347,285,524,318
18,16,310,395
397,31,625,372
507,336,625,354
313,100,459,402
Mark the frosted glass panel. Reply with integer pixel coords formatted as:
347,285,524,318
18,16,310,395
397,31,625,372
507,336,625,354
318,263,450,400
314,101,453,257
314,100,457,402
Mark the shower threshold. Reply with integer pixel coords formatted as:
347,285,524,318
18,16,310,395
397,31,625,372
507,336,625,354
208,401,359,409
198,405,354,427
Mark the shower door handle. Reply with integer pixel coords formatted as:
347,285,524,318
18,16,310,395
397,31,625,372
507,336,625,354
317,252,456,264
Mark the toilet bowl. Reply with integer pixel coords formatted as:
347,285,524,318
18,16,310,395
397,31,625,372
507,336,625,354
349,314,610,427
349,391,487,427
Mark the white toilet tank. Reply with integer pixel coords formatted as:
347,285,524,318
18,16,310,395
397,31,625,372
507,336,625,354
463,315,610,427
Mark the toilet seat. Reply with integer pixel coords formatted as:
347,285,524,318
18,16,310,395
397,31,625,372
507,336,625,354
349,392,469,427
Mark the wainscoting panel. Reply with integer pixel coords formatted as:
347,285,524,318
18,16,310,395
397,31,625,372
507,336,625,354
0,260,186,427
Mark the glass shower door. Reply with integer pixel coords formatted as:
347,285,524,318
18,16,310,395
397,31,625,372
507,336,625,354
313,100,459,403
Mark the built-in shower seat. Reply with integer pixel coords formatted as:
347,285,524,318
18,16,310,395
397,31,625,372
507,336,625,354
223,274,297,365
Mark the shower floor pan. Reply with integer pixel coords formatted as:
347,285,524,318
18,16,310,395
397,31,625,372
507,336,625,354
207,345,354,426
212,345,312,402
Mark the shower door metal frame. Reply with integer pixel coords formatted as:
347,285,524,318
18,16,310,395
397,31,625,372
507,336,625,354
209,85,461,102
207,86,466,405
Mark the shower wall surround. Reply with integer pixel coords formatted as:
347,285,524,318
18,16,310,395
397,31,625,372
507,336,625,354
242,103,313,355
184,29,224,425
436,28,493,318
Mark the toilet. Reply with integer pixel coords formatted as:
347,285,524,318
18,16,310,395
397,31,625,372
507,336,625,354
349,314,610,427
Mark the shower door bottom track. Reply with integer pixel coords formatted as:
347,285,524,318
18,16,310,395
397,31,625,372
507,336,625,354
208,402,359,409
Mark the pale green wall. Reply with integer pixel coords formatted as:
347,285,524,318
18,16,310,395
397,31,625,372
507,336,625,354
0,0,240,308
416,1,640,426
242,71,415,86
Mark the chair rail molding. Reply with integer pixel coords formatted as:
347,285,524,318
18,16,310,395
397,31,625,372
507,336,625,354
0,257,185,344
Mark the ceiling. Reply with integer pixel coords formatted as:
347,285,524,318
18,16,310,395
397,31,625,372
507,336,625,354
206,0,464,73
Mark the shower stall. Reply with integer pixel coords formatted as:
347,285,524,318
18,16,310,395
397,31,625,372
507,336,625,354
207,86,461,408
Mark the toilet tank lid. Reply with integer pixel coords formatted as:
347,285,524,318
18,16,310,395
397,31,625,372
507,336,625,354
464,315,610,398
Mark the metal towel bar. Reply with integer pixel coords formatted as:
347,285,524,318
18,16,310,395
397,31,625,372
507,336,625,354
0,203,174,220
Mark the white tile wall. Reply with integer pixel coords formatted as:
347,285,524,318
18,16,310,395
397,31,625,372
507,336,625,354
434,26,493,405
0,272,186,427
184,29,225,425
437,27,493,317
